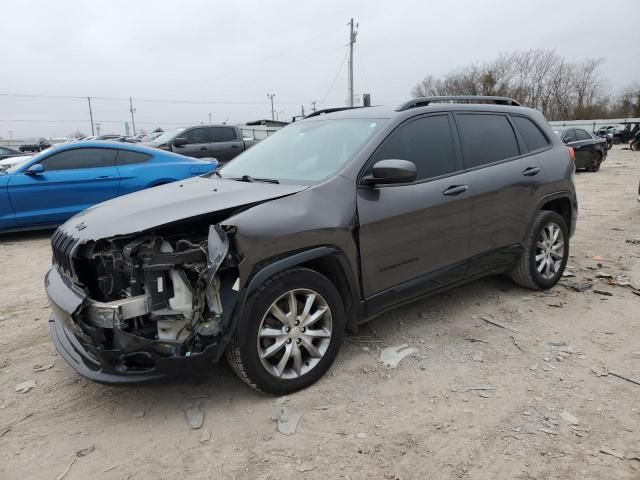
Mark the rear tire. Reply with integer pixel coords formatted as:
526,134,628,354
589,152,602,172
226,268,344,395
511,211,569,290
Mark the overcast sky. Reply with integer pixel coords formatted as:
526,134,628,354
1,0,638,139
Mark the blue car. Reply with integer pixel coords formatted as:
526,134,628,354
0,141,217,233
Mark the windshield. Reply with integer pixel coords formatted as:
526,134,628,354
148,128,184,145
220,119,385,184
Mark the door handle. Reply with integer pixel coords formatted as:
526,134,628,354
442,185,468,196
230,144,239,149
199,147,208,151
95,175,115,179
522,167,541,176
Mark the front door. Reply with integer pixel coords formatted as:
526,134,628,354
173,127,212,158
357,114,473,314
9,148,120,226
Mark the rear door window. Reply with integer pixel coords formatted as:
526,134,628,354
574,129,592,141
562,130,577,143
208,127,237,142
511,116,549,152
370,114,457,181
455,114,520,169
116,150,152,165
39,148,117,171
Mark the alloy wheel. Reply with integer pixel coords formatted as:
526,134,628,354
257,289,333,379
535,222,565,280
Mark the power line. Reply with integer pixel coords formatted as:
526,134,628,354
318,50,349,106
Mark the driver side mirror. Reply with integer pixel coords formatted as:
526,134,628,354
25,164,45,175
173,137,188,148
362,159,417,185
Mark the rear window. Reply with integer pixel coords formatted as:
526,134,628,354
456,114,520,168
512,116,549,152
116,150,152,165
574,129,592,141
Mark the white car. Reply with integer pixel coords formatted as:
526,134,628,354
0,154,32,171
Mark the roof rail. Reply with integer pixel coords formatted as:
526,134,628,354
396,96,521,111
304,106,368,119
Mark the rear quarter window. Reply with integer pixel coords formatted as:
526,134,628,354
116,150,152,165
455,114,520,168
511,116,550,152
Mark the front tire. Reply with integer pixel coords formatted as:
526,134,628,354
511,211,569,290
226,268,345,395
589,152,602,172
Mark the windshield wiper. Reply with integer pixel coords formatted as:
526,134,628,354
235,174,279,184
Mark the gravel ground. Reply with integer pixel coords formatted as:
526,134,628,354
1,147,639,480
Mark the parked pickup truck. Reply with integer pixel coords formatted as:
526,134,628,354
143,125,257,163
19,138,51,152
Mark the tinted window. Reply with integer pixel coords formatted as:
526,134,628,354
39,148,117,171
574,129,592,141
0,148,8,154
562,130,577,143
182,128,209,144
116,150,152,165
371,115,456,181
209,127,237,142
456,114,520,168
512,116,549,152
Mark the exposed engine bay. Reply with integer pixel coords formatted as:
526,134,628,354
69,224,238,362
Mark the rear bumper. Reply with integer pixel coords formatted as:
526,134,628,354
46,267,224,384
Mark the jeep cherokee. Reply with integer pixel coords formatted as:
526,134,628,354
46,96,577,394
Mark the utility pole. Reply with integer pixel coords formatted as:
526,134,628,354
87,97,95,135
96,122,101,135
301,105,305,117
311,101,317,112
267,93,275,121
208,113,212,124
8,130,13,140
129,97,137,136
347,18,358,107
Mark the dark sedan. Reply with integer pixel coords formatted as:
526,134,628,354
554,127,607,172
0,146,24,160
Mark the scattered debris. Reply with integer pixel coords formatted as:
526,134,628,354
595,272,613,279
274,396,290,406
529,363,539,371
378,344,418,368
464,337,488,344
356,432,367,439
450,383,495,393
184,401,204,429
14,380,36,394
76,446,95,457
295,463,315,473
590,365,609,377
131,410,145,418
625,238,640,245
32,364,54,372
563,282,592,293
103,465,117,473
0,412,33,438
593,289,613,296
562,271,576,278
608,370,640,387
591,255,604,261
510,335,524,353
275,407,303,435
480,316,518,333
538,428,558,435
560,411,579,425
199,430,212,443
56,458,77,480
600,447,625,460
313,405,332,411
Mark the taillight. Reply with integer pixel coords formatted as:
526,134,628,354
568,147,576,162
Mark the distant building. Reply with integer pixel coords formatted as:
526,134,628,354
242,119,288,140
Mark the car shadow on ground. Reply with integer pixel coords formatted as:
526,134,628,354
96,273,522,410
0,229,54,243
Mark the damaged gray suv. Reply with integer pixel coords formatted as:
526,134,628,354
46,96,577,394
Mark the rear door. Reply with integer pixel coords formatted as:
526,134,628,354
174,127,212,158
357,113,473,312
208,126,244,163
454,113,549,274
8,148,119,226
572,128,596,168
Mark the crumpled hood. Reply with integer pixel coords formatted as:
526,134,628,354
61,176,308,241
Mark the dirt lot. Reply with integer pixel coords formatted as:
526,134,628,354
1,147,639,480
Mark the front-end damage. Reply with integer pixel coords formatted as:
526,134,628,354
47,223,241,382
